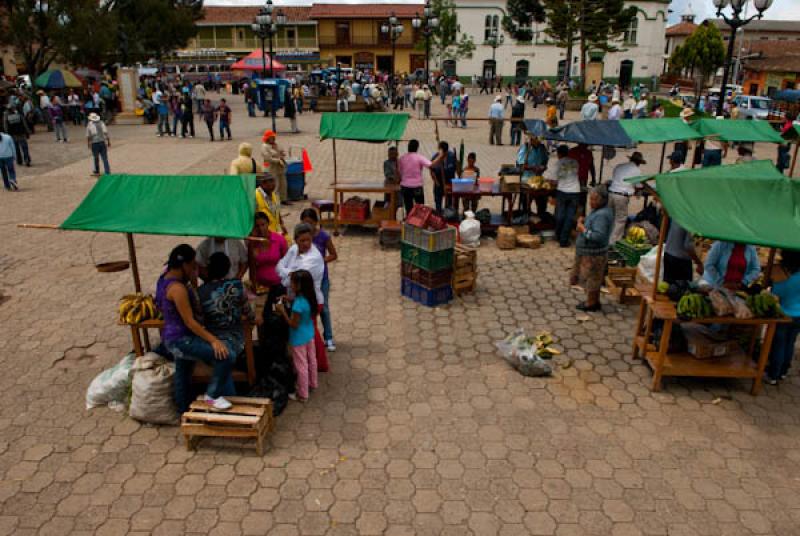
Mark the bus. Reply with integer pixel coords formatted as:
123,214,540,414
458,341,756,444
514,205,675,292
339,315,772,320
162,50,238,84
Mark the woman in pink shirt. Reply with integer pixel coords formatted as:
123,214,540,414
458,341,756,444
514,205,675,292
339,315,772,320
248,212,288,293
397,139,445,214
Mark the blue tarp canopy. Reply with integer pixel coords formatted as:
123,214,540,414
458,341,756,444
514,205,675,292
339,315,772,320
522,119,549,137
544,120,634,147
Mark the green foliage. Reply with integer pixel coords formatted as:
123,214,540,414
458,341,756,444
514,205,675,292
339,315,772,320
420,0,475,65
502,0,546,42
669,22,725,98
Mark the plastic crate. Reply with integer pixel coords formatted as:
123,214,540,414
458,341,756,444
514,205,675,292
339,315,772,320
340,198,370,221
401,243,454,272
401,262,454,288
401,278,453,307
402,224,456,252
613,240,653,267
405,205,434,228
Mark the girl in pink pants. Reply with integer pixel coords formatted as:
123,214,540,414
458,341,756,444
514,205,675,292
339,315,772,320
277,270,318,401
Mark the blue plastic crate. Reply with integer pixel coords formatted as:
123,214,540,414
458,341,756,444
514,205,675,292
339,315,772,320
401,277,453,307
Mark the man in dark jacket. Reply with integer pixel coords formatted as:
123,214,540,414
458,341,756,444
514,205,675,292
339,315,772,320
510,96,525,146
2,104,31,166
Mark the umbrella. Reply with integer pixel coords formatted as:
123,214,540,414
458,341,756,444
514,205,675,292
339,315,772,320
35,69,83,89
231,50,286,73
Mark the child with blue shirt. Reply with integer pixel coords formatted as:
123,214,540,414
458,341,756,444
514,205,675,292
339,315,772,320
276,269,318,401
766,249,800,385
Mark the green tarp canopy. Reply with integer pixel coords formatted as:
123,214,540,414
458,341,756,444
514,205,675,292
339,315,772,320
319,112,409,142
641,161,800,250
620,118,703,143
691,118,785,143
60,174,256,239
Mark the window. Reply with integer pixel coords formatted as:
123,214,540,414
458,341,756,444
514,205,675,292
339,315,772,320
515,60,529,79
484,14,499,41
623,17,638,44
336,21,351,45
238,29,244,41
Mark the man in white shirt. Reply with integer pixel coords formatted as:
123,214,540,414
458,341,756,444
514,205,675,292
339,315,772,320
623,94,636,119
580,94,599,121
548,144,582,247
607,98,622,120
488,96,504,145
196,237,248,281
608,152,645,243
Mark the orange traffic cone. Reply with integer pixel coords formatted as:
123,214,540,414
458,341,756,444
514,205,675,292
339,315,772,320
302,148,313,173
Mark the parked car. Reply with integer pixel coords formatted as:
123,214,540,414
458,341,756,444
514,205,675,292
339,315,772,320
733,95,771,119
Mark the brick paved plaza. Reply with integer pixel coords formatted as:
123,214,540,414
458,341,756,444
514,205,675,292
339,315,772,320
1,94,799,535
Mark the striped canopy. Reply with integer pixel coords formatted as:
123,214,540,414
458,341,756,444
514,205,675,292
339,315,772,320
35,69,83,89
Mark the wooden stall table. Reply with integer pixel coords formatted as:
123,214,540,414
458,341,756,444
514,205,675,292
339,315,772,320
123,317,257,387
447,183,517,230
332,182,399,234
631,296,789,394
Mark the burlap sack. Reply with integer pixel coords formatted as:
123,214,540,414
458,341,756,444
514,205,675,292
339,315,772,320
129,353,178,425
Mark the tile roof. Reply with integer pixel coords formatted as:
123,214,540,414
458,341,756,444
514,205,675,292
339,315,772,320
308,3,424,19
199,6,312,25
710,18,800,33
742,40,800,73
666,21,697,37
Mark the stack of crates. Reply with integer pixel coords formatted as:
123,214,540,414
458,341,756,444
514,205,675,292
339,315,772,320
453,244,477,295
401,222,456,307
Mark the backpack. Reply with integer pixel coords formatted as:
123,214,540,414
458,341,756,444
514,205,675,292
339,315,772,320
6,110,22,125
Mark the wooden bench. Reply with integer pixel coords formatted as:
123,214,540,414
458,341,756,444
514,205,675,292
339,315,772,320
181,396,274,455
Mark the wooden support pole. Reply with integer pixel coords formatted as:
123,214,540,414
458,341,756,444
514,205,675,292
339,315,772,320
765,247,777,287
791,142,799,178
434,119,440,143
651,209,670,298
332,138,338,186
126,233,142,293
658,142,666,173
599,152,605,183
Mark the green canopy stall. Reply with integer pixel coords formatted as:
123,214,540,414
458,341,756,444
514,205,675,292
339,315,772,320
691,118,786,144
628,160,797,394
26,174,256,292
620,118,704,174
319,113,409,233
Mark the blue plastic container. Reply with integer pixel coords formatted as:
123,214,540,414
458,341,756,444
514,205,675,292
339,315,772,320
286,159,305,201
401,278,453,307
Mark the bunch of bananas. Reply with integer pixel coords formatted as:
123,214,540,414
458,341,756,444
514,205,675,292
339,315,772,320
534,332,562,359
746,292,782,318
677,292,713,320
625,227,648,245
119,293,161,324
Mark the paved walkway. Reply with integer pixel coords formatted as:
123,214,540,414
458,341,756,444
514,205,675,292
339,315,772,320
0,93,798,536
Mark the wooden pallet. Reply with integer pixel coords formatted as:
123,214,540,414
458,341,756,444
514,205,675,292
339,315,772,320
605,267,641,305
453,245,478,295
181,396,274,456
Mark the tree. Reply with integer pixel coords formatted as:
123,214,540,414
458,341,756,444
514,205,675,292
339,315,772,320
502,0,546,43
0,0,111,82
669,22,725,101
419,0,475,69
543,0,637,86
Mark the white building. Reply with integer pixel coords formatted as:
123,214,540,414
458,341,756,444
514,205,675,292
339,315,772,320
448,0,669,87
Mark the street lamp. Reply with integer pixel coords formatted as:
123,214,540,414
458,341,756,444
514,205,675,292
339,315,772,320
712,0,773,116
381,13,404,100
252,0,286,131
486,29,504,81
412,0,440,85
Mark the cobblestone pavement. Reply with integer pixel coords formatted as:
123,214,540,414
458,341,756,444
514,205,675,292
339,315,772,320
1,93,799,536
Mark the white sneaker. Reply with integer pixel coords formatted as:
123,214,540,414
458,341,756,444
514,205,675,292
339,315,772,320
288,393,298,401
200,394,232,410
326,340,336,352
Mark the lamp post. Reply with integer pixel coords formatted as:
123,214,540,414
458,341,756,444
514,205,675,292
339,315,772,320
712,0,772,117
412,0,440,85
252,0,286,130
486,29,504,82
381,13,404,100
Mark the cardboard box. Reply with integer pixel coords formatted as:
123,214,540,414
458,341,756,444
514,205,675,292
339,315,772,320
683,324,737,360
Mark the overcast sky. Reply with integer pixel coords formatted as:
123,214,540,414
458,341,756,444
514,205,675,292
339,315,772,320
204,0,799,23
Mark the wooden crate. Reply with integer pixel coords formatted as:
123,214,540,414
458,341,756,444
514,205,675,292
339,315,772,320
453,245,478,295
181,396,274,456
605,267,641,305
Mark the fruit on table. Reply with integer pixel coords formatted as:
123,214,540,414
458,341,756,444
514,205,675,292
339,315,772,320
657,282,669,294
119,293,161,324
746,292,782,318
626,227,648,245
677,292,713,320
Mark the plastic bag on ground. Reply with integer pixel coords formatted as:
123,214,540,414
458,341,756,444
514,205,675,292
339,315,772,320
129,353,178,425
86,353,136,410
495,330,553,377
459,211,481,247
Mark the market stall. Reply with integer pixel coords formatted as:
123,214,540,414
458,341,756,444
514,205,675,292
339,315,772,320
619,118,704,173
689,118,785,168
22,173,259,385
319,112,409,233
627,161,797,394
543,119,634,181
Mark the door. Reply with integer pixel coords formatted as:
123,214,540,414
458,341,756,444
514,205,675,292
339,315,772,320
515,60,529,81
442,60,456,77
377,55,392,74
619,60,633,90
483,60,496,80
557,59,566,80
336,56,352,68
410,55,426,72
336,22,351,46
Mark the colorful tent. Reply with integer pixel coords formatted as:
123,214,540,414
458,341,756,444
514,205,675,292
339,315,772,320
620,118,703,144
231,50,286,73
691,118,785,143
35,69,83,89
61,174,256,238
319,112,409,142
634,161,800,250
